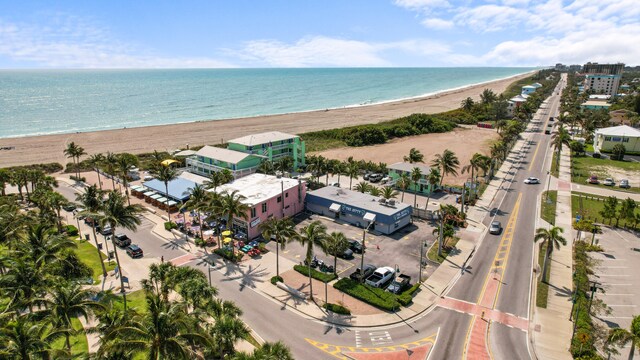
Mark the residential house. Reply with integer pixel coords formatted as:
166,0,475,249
593,125,640,153
387,162,435,196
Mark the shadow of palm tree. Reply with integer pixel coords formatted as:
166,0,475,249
321,310,352,335
222,263,268,291
275,282,310,310
547,283,572,298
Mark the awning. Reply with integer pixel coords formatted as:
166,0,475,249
166,200,178,206
329,203,342,213
363,212,377,223
150,194,163,200
143,191,156,196
130,185,144,191
156,197,168,203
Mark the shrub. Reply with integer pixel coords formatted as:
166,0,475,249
258,243,268,253
70,175,86,183
214,248,244,262
333,278,399,311
5,163,63,174
293,265,337,283
323,303,351,315
164,221,177,231
65,224,79,236
397,283,420,306
270,276,283,285
194,238,205,247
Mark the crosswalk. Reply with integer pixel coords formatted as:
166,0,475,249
355,330,393,347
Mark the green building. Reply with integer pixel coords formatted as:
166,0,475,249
387,162,435,195
186,131,305,179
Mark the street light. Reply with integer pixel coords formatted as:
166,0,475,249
359,213,377,283
545,170,552,202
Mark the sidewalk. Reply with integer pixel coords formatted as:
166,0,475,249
570,182,640,202
531,145,574,360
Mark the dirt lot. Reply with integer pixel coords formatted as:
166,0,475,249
312,126,499,186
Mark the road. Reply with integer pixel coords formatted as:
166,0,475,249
54,76,566,359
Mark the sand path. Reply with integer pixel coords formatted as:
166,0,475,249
0,72,531,167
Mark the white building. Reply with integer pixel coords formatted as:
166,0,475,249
593,125,640,153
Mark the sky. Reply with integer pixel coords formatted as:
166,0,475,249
0,0,637,68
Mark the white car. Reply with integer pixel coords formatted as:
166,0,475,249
524,177,540,184
365,266,396,288
381,176,391,184
603,178,615,186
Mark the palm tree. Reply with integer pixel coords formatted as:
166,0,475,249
461,97,475,112
431,149,460,186
381,186,398,200
332,161,345,184
462,153,489,199
96,191,144,308
354,181,371,193
181,184,208,240
233,341,294,360
368,186,382,197
275,157,294,175
296,220,328,300
397,173,410,202
63,142,86,179
324,232,348,275
480,88,497,105
346,162,360,189
88,153,105,191
77,185,108,278
42,192,67,233
151,164,178,222
257,160,275,175
495,119,507,134
104,152,119,190
102,293,210,359
178,276,218,313
18,223,76,268
424,168,441,212
38,282,103,351
259,217,298,279
117,153,138,205
204,172,224,191
534,226,567,283
0,168,11,197
0,258,49,312
219,190,250,255
403,148,424,164
551,125,571,172
411,167,423,209
607,315,640,359
206,314,248,359
0,315,68,359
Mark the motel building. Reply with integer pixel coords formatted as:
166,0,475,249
210,173,306,240
305,186,412,235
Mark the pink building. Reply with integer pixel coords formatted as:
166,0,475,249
211,174,306,240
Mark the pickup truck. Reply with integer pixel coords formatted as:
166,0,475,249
386,274,411,294
350,264,376,282
365,266,395,288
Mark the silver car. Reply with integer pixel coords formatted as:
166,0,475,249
489,221,502,235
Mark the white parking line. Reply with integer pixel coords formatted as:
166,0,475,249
599,316,634,319
607,284,632,286
601,294,635,296
598,275,631,277
608,305,637,307
598,266,629,269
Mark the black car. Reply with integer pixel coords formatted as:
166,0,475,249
62,203,77,212
350,264,376,282
348,239,363,253
113,233,131,248
126,244,143,258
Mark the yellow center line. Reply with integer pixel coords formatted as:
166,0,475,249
528,96,557,171
492,193,522,308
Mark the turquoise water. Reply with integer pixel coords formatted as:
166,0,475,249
0,67,536,138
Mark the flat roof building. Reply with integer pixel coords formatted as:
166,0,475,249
594,125,640,153
211,174,306,240
305,186,412,235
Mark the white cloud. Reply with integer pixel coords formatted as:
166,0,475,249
454,5,530,32
393,0,450,12
0,14,234,68
421,17,454,29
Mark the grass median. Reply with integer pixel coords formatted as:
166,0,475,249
427,236,460,264
536,243,550,308
540,190,557,225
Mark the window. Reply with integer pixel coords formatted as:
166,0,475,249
262,203,267,213
623,138,629,143
277,196,282,203
285,192,289,198
605,136,611,141
251,208,256,217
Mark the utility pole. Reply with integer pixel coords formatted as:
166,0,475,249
545,170,552,201
360,226,367,283
437,211,444,258
460,185,465,215
419,240,425,283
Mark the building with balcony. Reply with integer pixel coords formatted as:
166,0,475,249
387,162,435,195
580,100,611,111
210,173,306,240
594,125,640,153
582,62,624,96
522,85,537,95
185,131,305,179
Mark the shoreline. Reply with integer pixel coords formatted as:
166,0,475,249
0,71,534,167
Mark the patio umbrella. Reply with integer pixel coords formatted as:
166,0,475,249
203,230,214,236
223,237,233,244
221,230,233,237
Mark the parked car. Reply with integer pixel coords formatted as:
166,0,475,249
587,175,599,184
619,179,631,189
369,174,383,183
100,226,113,236
524,177,540,184
113,233,131,248
329,182,340,187
544,130,551,135
365,267,396,288
143,175,153,181
350,264,376,282
126,244,143,258
386,274,411,294
549,116,554,121
330,247,354,260
381,175,391,184
62,202,77,212
84,217,97,227
603,178,615,186
348,239,363,254
363,173,371,181
489,221,502,235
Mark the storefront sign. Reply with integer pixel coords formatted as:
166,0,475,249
250,217,261,228
393,208,411,221
341,205,366,217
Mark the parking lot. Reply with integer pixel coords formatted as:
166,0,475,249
266,212,438,284
590,226,640,360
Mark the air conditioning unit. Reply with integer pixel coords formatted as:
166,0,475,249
378,198,387,204
387,199,396,206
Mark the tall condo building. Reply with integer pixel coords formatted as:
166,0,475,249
582,62,625,95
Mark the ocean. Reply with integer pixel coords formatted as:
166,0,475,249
0,67,536,139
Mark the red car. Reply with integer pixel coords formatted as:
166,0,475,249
587,175,599,184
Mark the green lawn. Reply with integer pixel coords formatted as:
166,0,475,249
540,191,557,225
550,152,559,178
52,317,88,355
113,289,147,314
427,236,461,264
536,243,550,308
571,156,640,194
304,138,348,153
571,192,640,227
75,239,116,284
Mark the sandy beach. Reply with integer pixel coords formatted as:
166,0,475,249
0,72,531,168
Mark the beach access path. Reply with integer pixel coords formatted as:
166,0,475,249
0,72,532,168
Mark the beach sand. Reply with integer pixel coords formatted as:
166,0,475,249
0,72,531,168
312,125,499,186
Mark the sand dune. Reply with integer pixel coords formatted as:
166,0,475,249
0,72,531,168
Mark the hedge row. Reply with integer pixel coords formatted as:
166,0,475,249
4,162,63,174
323,303,351,315
333,278,399,311
397,283,420,306
293,265,337,283
214,248,244,263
